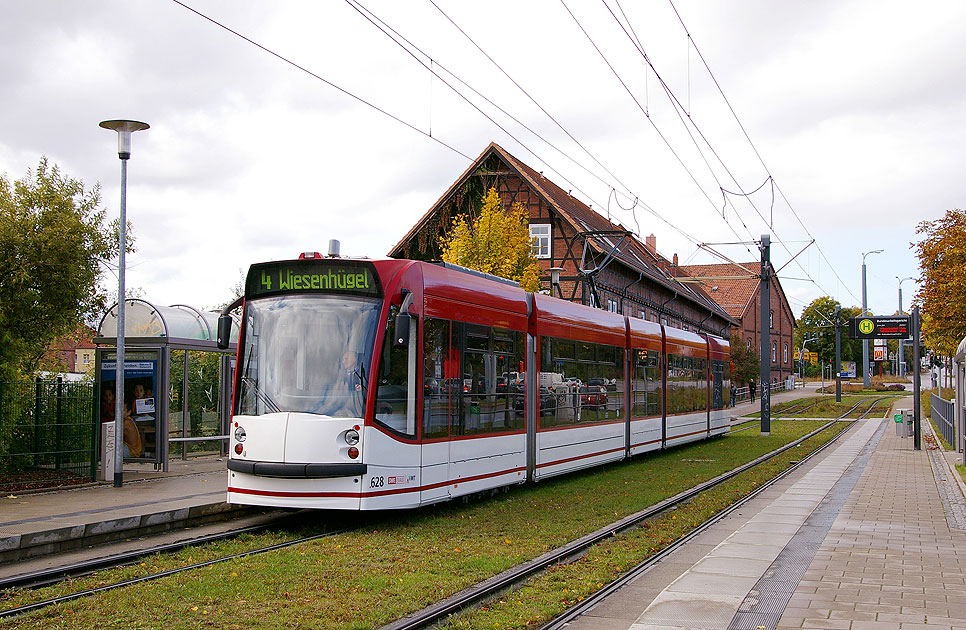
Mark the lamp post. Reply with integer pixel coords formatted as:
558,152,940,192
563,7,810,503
99,119,149,488
800,335,817,386
898,276,914,378
861,249,883,387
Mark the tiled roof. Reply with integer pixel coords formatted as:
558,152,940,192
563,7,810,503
390,142,733,323
677,263,760,320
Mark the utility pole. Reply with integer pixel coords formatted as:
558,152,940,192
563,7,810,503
835,305,842,402
760,234,771,435
912,306,921,450
861,249,882,386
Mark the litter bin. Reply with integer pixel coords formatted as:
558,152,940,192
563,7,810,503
894,410,907,437
904,409,915,438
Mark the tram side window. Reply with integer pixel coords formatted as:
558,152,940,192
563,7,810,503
374,305,416,438
539,336,624,428
455,322,526,436
666,354,708,415
631,349,662,418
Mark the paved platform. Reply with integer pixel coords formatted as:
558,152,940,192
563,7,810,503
569,396,966,630
0,457,235,565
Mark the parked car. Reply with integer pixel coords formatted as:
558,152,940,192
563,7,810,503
580,384,607,406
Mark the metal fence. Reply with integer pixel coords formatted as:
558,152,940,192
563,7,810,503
0,378,97,491
931,392,955,448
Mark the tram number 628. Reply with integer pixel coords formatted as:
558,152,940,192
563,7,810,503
369,476,385,489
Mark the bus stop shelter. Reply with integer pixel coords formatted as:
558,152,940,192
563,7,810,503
94,299,238,472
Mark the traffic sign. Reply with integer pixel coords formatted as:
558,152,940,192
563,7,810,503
848,316,910,339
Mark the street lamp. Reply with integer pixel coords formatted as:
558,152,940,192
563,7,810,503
898,276,914,378
800,335,818,386
99,119,149,488
861,249,883,387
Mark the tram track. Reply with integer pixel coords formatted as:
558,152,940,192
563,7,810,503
0,511,357,621
540,396,889,630
0,403,883,625
380,404,879,630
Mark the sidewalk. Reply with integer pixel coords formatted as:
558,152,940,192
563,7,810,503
0,457,236,565
570,396,966,629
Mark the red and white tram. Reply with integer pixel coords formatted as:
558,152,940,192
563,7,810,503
219,255,731,510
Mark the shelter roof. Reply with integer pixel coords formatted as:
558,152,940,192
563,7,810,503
95,299,239,348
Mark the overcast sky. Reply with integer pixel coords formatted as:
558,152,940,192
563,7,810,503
2,0,963,322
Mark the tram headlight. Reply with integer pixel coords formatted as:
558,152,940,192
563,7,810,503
344,429,360,446
234,426,247,443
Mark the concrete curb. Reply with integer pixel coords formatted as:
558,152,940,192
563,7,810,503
0,501,248,564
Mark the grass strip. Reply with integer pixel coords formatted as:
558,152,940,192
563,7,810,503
442,421,850,630
0,420,835,630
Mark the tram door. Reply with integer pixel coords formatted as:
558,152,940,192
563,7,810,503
420,318,453,504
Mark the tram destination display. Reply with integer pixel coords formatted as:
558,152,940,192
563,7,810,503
246,260,382,298
848,316,910,339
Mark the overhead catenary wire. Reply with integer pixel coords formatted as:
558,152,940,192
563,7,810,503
560,0,756,257
168,0,474,161
342,0,609,216
664,0,861,305
392,0,715,250
607,0,851,303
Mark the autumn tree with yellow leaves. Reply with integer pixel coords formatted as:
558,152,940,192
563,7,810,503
913,208,966,356
440,187,542,292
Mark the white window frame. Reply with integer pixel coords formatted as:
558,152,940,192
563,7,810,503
607,298,619,313
529,224,551,259
783,343,788,363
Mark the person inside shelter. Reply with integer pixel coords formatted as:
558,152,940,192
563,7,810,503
100,386,115,422
122,402,144,459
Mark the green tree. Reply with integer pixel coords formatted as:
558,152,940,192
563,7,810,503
794,297,861,378
913,209,966,356
729,333,759,385
0,158,120,379
440,187,541,292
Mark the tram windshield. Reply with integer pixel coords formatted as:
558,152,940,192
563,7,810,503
237,294,382,418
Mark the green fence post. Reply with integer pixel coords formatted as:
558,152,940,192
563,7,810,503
90,381,98,482
55,377,63,470
34,376,42,467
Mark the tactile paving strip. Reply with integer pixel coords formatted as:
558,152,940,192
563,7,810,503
726,420,887,630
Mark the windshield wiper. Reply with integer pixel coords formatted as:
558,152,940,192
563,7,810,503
241,376,281,414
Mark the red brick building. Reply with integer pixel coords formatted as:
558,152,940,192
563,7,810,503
41,327,97,374
390,143,734,338
678,262,796,384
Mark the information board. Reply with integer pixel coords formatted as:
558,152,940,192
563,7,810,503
848,316,910,339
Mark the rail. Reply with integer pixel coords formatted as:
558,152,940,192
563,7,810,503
931,393,956,449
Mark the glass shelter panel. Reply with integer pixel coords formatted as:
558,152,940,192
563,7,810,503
168,349,186,458
186,349,223,454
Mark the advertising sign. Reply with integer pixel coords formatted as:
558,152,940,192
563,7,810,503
841,361,857,378
873,339,887,362
99,349,160,462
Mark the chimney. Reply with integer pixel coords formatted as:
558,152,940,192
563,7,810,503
645,234,656,253
672,253,678,266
